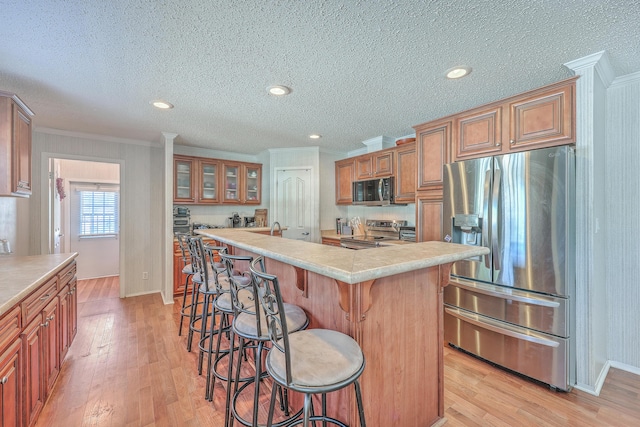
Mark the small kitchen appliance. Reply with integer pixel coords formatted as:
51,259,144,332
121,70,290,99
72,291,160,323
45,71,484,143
173,206,191,234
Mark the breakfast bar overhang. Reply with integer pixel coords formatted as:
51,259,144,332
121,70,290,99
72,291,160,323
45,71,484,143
196,229,489,426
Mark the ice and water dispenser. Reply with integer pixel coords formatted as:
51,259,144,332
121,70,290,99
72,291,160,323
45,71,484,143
451,214,482,245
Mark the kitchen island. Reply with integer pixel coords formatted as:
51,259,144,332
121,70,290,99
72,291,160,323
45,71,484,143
197,229,488,426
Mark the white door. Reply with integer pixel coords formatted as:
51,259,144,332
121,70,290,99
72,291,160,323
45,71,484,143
69,182,120,279
275,168,312,241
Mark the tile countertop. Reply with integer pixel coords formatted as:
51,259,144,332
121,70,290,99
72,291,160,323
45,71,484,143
0,252,78,317
196,228,488,284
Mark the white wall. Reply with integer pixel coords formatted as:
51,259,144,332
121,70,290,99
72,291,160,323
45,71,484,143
0,196,29,256
605,71,640,371
29,130,164,298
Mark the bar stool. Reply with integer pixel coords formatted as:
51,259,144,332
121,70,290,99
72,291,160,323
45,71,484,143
250,257,366,427
175,232,194,336
185,236,215,353
220,253,308,427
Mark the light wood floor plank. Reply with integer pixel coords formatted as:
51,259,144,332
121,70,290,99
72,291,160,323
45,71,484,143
34,277,640,427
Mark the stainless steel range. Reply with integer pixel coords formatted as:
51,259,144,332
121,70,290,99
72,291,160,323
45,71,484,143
340,219,407,249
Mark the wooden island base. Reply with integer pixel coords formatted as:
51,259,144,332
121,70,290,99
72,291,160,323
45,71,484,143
233,247,450,426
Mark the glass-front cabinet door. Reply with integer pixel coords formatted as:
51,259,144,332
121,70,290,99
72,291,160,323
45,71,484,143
243,163,261,204
222,163,240,203
198,160,219,203
174,157,195,203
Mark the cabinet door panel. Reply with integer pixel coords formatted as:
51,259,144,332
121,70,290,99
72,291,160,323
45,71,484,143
335,159,355,205
417,190,443,243
42,298,60,397
395,143,416,203
454,106,502,160
22,316,44,427
0,338,22,427
198,160,220,204
356,156,373,180
373,151,393,177
243,164,261,204
174,157,196,203
222,163,240,203
13,104,32,195
59,286,70,363
509,83,575,150
416,121,451,190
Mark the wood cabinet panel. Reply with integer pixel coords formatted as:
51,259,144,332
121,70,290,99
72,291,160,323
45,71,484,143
416,189,444,243
335,158,355,205
415,121,451,190
58,286,70,364
0,338,22,427
222,162,261,204
42,298,59,398
454,105,503,160
373,151,393,177
22,315,44,427
21,277,57,326
395,142,416,203
509,81,575,150
355,156,373,180
68,278,78,343
0,307,21,353
197,159,221,204
173,156,196,203
0,91,34,197
321,237,341,247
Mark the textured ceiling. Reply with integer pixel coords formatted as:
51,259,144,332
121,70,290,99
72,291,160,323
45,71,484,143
1,0,639,154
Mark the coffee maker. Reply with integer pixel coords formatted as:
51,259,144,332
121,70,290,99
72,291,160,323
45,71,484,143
228,212,242,228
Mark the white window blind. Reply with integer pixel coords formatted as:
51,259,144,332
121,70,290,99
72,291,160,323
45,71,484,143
78,187,119,237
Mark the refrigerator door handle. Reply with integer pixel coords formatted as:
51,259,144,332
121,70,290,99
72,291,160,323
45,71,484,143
378,179,383,202
449,277,561,308
491,167,501,270
482,170,491,268
445,307,560,348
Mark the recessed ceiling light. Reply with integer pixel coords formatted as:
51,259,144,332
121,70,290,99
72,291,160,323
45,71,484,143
267,85,292,96
151,100,174,109
309,134,322,139
445,66,472,79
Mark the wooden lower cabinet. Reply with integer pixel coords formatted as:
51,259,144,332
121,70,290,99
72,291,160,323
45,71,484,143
0,337,22,427
321,237,341,247
22,315,44,427
0,257,78,427
416,190,444,242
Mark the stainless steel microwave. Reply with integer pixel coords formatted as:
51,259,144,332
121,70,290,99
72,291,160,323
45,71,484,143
352,177,396,206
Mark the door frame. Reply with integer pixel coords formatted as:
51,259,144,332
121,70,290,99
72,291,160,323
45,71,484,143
272,166,317,243
41,152,125,298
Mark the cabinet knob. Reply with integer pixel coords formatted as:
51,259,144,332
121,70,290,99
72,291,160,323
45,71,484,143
1,376,8,384
496,141,501,146
510,139,515,145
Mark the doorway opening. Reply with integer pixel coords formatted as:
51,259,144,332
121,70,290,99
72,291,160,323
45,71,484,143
49,158,121,282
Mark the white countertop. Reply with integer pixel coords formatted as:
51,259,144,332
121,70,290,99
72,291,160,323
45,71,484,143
196,228,488,284
0,253,78,316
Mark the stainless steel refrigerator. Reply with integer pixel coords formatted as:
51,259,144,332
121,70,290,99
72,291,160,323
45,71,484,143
442,145,575,391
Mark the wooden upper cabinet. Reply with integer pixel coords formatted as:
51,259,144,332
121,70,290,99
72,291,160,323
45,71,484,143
355,156,373,180
221,162,261,204
174,155,260,205
394,142,416,203
452,77,577,161
197,159,220,204
454,105,503,160
335,158,355,205
0,91,34,197
174,156,196,203
415,120,451,191
508,80,575,150
373,151,393,177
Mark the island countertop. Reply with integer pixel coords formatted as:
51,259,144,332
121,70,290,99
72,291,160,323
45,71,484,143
196,228,488,284
0,252,78,316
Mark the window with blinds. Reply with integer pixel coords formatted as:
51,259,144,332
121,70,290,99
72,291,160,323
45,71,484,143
79,189,119,237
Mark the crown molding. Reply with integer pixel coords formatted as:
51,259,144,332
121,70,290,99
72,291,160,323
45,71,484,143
35,127,163,147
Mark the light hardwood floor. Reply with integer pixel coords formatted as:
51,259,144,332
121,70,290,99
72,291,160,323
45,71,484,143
35,277,640,427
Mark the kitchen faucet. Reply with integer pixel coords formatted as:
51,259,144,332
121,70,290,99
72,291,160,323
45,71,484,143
270,221,281,236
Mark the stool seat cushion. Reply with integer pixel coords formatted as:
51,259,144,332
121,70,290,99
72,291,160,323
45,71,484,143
182,263,193,275
267,329,364,389
234,303,307,339
191,266,216,284
214,288,253,312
